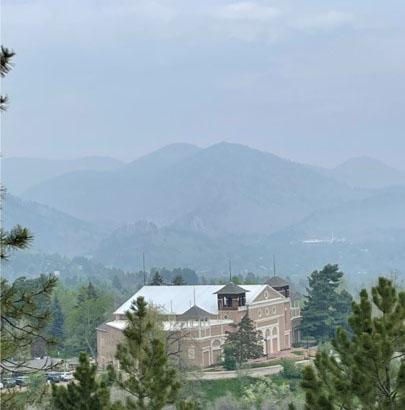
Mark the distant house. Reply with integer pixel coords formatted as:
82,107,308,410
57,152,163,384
97,280,301,369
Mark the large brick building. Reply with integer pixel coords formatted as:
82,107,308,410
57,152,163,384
97,280,300,369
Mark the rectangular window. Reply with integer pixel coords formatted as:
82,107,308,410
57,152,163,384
188,347,195,360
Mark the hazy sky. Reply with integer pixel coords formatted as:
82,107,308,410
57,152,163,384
2,0,405,168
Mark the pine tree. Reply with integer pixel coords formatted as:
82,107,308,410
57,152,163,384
0,45,58,410
333,288,353,332
150,271,163,286
109,296,181,409
224,314,263,366
1,274,58,369
0,45,15,112
77,282,98,305
51,352,112,410
301,264,352,342
49,296,64,346
301,277,405,410
223,344,237,370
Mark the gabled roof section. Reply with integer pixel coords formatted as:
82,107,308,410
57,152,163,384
251,284,287,303
178,305,214,320
114,285,268,316
214,282,249,295
265,276,289,287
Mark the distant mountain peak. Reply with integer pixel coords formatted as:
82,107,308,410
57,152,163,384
332,156,405,189
123,142,201,172
336,156,395,169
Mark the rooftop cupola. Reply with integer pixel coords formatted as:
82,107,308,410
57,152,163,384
214,282,249,310
265,275,290,297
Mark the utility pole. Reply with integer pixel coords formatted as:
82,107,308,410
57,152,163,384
229,259,232,282
273,254,276,277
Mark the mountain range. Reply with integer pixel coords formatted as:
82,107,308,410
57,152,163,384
3,142,405,281
22,142,364,234
3,194,101,256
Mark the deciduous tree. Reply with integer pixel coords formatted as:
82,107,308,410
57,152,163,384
68,283,112,357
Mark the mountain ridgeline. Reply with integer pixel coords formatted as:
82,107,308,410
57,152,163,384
22,142,362,234
4,156,124,195
5,142,405,280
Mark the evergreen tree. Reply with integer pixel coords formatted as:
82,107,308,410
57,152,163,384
112,275,122,291
172,275,185,286
51,352,112,410
333,288,353,332
77,282,98,305
301,264,352,342
223,344,237,370
301,277,405,410
0,45,15,112
0,48,32,260
0,45,58,410
49,296,64,346
1,274,57,368
109,296,181,409
224,314,263,366
150,271,163,286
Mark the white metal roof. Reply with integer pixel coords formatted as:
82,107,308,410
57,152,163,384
105,318,233,332
114,285,272,316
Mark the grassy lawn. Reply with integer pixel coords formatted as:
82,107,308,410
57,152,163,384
187,371,303,403
291,350,305,356
189,377,258,402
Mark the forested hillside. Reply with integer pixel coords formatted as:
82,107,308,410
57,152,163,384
23,142,362,234
3,143,403,281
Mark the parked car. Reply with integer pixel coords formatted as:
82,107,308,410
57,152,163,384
2,378,17,388
60,372,74,382
15,376,29,386
46,372,61,384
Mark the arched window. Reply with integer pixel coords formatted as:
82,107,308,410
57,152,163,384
212,339,221,348
272,327,278,336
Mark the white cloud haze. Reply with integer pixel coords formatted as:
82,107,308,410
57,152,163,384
2,0,405,168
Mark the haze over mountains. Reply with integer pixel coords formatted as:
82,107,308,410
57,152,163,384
4,142,405,281
329,157,405,189
22,143,362,233
4,156,123,195
4,194,101,256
